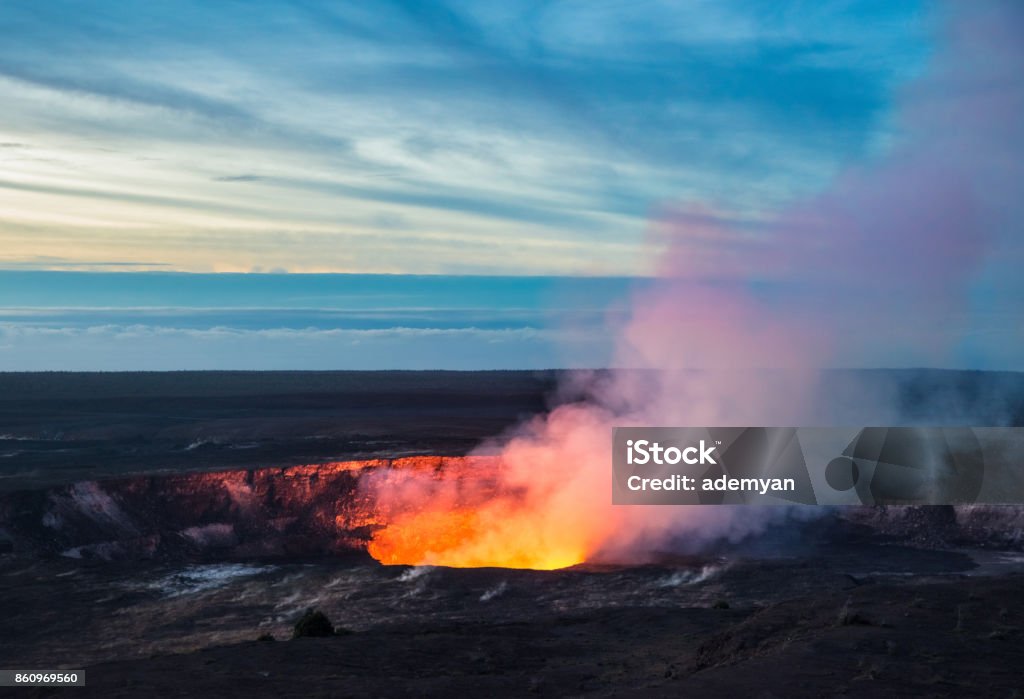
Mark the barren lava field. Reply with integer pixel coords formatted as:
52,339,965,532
1,370,1023,697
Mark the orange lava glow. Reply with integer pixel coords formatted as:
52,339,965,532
366,506,586,571
356,455,596,571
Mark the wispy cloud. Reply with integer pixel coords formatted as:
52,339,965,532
0,323,609,371
212,174,264,183
0,258,171,270
0,0,930,274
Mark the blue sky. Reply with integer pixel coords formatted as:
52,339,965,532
0,1,1020,371
0,0,930,274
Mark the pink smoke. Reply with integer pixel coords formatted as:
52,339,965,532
360,1,1023,566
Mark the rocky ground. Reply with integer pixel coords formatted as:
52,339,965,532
3,369,1021,493
5,543,1023,698
0,371,562,491
2,370,1023,696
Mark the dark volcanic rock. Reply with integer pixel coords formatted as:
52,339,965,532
840,504,1024,551
293,609,334,638
12,573,1024,698
0,456,495,560
0,370,563,491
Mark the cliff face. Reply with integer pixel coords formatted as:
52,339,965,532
1,456,1021,562
841,503,1024,549
0,457,498,560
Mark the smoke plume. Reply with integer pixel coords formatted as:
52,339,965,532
360,1,1023,568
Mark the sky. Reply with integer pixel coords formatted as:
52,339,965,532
0,1,1020,370
0,0,931,274
0,272,630,369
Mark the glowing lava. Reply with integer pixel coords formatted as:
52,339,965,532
366,506,585,571
356,453,597,571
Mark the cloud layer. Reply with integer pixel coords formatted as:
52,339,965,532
0,0,928,273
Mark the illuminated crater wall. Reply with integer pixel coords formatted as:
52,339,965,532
2,457,1021,565
0,457,498,563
